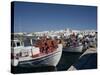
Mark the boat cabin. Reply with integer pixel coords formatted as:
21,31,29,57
11,40,23,48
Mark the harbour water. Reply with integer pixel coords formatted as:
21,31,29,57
11,49,83,74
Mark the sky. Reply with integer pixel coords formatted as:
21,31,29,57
13,2,97,33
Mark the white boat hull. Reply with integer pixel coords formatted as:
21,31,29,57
63,45,83,52
89,41,96,47
13,44,62,67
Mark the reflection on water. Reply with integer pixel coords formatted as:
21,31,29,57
11,50,82,74
57,52,82,71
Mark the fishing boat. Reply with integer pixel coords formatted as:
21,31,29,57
89,40,97,47
89,36,97,47
11,39,63,67
63,45,83,52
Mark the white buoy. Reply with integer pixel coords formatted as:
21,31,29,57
11,59,19,66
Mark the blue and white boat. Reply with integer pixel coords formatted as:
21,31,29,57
11,39,63,67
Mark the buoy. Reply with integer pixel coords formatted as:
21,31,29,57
11,59,19,66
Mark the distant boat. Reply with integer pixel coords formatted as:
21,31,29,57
89,41,96,47
89,36,97,47
11,39,63,67
63,45,83,52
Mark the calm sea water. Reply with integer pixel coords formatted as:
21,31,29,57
57,52,82,71
11,50,82,74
